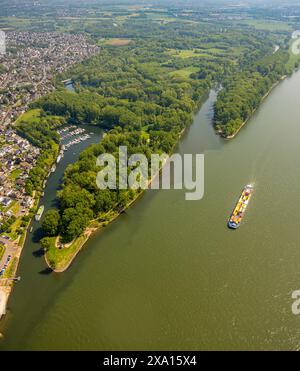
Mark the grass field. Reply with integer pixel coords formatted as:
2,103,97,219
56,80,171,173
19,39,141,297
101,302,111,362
0,244,5,261
15,108,41,125
3,257,18,278
45,235,88,271
167,47,237,60
242,20,292,31
0,17,31,30
105,38,132,46
169,66,199,79
167,49,205,59
9,169,22,181
7,200,20,215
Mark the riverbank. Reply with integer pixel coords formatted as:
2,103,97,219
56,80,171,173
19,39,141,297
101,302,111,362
0,124,104,322
45,199,141,273
221,75,287,140
0,165,57,320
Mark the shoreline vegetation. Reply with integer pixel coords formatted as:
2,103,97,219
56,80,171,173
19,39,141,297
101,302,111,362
221,75,287,139
214,49,292,139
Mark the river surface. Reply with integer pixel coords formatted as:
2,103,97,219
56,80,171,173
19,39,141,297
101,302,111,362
1,71,300,350
64,81,75,92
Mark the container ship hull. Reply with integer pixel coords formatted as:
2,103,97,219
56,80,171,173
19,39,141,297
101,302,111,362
228,185,253,229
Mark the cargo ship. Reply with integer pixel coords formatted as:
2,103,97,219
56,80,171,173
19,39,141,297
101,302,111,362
35,205,45,222
228,185,254,229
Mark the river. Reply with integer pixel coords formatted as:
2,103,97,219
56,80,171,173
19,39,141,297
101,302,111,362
1,71,300,350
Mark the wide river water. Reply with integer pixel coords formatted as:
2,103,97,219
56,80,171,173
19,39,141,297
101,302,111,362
1,71,300,350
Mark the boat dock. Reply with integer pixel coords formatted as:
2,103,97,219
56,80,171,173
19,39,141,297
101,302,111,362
57,126,91,153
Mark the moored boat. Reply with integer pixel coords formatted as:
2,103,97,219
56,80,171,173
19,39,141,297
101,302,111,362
35,205,45,222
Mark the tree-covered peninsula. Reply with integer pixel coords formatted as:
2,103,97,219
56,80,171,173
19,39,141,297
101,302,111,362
11,13,297,271
214,50,290,138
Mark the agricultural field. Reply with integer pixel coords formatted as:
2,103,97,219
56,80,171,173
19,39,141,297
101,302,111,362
168,66,199,79
104,38,132,46
167,49,211,59
242,19,293,31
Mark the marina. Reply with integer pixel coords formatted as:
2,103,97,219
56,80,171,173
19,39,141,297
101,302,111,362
60,128,85,141
58,126,92,152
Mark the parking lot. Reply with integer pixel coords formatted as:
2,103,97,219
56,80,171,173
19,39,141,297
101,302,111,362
0,237,17,277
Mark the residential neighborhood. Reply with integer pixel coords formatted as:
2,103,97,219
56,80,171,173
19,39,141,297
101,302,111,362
0,31,100,298
0,31,100,127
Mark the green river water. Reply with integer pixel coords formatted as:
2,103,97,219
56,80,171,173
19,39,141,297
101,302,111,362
1,71,300,350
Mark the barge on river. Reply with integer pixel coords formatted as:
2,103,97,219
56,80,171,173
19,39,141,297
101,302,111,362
228,185,254,229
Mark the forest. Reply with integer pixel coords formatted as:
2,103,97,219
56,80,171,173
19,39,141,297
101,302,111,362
39,43,211,244
16,111,65,194
214,50,290,137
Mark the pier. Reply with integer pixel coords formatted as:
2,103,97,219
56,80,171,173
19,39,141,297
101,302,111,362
57,126,91,152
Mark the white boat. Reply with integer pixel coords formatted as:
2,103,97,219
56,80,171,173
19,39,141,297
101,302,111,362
0,289,7,320
35,205,45,222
